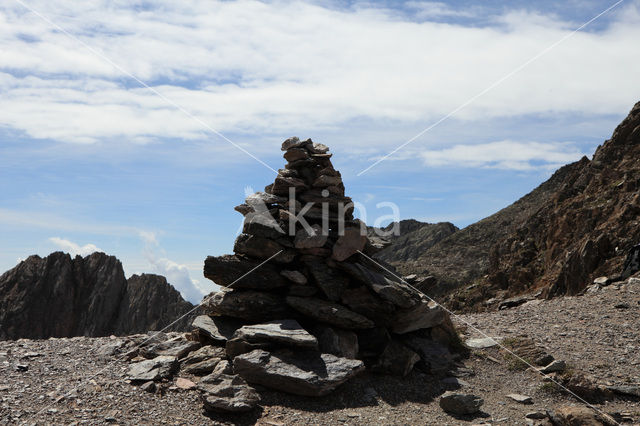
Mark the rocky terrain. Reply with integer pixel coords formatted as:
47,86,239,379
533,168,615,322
377,101,640,311
1,273,637,425
0,252,194,339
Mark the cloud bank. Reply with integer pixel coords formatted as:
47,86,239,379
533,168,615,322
49,237,102,256
0,0,638,147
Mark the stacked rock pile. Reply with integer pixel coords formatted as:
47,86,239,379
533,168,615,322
124,138,466,413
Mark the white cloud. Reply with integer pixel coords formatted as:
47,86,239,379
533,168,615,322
420,140,586,170
49,237,102,256
406,1,477,19
0,1,638,147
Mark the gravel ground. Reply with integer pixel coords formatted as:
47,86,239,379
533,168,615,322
1,280,639,425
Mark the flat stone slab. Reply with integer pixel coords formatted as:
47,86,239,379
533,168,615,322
232,319,318,349
391,300,446,334
233,349,365,397
192,315,242,343
465,337,501,349
127,356,178,382
198,373,261,413
439,391,484,415
204,255,289,290
286,296,374,330
205,290,290,322
139,340,200,359
506,393,533,404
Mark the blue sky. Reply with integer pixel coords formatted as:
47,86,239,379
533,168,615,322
1,0,639,302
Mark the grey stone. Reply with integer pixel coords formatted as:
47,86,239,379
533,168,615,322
205,291,290,322
226,338,270,359
372,340,420,377
281,136,310,151
525,411,548,420
340,286,396,327
245,191,286,205
315,326,359,359
139,340,200,359
198,373,260,413
392,300,446,334
212,360,234,375
403,337,454,375
309,143,329,154
465,337,500,349
286,296,375,329
340,262,419,309
181,345,226,365
538,360,566,374
232,320,318,349
182,357,223,376
607,385,640,397
233,349,365,397
233,234,295,263
506,393,533,404
192,315,242,343
439,391,484,415
127,356,178,382
312,175,343,188
593,276,610,286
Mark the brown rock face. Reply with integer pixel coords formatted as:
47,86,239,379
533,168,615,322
0,252,194,340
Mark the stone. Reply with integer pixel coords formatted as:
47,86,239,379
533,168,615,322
198,373,261,413
534,354,555,367
205,290,290,322
139,340,200,359
271,176,308,196
315,326,359,359
340,286,396,327
498,295,532,310
281,136,310,151
233,234,295,263
225,338,270,359
340,262,419,308
232,320,318,350
182,357,223,375
294,224,328,249
593,276,610,286
607,385,640,397
204,255,289,290
439,392,484,415
538,360,566,374
242,217,286,240
525,411,548,420
233,349,365,397
403,337,454,375
245,191,286,205
212,360,234,375
356,327,391,357
192,315,242,343
280,270,307,285
392,300,446,334
506,393,533,404
332,228,367,261
309,143,329,154
286,296,375,329
181,345,226,366
284,148,309,162
140,381,156,393
127,356,178,382
304,259,349,302
312,175,343,188
372,340,420,377
465,337,500,349
175,378,196,390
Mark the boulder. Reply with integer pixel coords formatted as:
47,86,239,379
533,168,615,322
205,291,290,322
204,255,288,290
232,320,318,350
439,392,484,415
192,315,242,343
233,349,365,397
286,296,375,329
198,373,261,413
127,356,178,382
392,300,446,334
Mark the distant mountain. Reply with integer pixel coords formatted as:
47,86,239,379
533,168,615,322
0,252,195,340
379,101,640,309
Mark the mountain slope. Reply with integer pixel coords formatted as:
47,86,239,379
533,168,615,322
0,252,194,340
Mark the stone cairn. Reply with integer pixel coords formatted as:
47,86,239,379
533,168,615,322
124,138,466,413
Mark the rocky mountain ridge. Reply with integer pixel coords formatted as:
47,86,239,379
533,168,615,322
0,251,194,340
377,101,640,310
